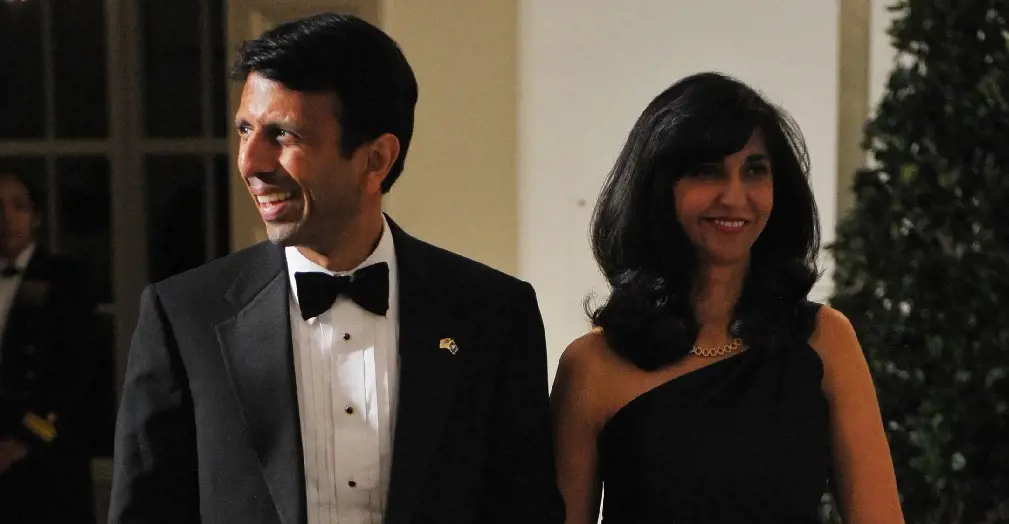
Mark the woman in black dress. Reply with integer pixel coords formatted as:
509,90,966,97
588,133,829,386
551,72,904,523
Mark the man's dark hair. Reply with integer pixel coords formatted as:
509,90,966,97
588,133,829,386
0,165,45,212
231,13,419,193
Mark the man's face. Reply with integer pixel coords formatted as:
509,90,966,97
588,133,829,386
0,175,40,259
234,73,367,252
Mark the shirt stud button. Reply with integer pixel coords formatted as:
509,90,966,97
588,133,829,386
343,333,351,341
348,480,357,488
345,406,354,414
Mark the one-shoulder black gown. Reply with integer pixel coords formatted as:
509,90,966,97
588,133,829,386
597,302,831,523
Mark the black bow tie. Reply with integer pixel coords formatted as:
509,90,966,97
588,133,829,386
1,265,19,277
294,262,389,320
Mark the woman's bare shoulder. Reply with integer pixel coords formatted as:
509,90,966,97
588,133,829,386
807,304,859,362
554,329,653,427
558,328,628,377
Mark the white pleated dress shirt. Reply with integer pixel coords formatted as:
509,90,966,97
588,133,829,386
286,217,399,524
0,243,36,343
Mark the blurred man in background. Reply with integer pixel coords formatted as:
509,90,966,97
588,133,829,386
0,169,98,524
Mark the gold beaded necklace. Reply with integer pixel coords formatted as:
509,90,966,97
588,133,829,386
690,338,743,358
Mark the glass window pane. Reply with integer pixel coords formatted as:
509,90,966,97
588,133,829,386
53,0,109,138
56,156,112,303
141,0,202,137
0,2,46,139
210,0,228,138
146,155,207,281
213,154,231,257
86,311,116,457
0,157,50,248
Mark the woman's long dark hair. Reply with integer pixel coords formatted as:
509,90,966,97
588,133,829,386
588,72,821,371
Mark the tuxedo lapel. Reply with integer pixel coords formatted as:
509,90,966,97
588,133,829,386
385,219,466,524
3,248,53,346
215,243,304,524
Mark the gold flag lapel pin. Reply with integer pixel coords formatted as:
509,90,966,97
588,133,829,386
22,412,57,443
439,337,459,355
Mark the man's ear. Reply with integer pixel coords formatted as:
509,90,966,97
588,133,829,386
362,133,401,194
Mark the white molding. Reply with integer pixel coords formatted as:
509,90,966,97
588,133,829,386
137,139,229,154
0,141,110,155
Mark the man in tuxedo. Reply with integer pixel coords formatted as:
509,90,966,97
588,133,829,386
109,13,563,524
0,170,98,523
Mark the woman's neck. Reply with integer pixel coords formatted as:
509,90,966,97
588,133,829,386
693,261,748,338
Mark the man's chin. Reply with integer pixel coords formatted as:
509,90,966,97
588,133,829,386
264,223,301,246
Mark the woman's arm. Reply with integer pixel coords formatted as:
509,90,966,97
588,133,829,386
810,306,905,523
551,336,607,524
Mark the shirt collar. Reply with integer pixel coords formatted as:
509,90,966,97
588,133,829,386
1,243,37,271
285,216,396,302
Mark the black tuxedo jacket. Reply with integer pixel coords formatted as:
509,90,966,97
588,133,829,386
109,220,564,524
0,248,98,523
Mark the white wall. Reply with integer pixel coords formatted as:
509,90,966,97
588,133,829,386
380,0,520,275
518,1,841,381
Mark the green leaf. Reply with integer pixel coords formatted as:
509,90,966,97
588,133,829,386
938,170,958,189
951,452,966,471
901,163,919,183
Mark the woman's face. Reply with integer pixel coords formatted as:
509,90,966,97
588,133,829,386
673,130,774,266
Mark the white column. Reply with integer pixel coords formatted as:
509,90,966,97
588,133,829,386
867,0,902,171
